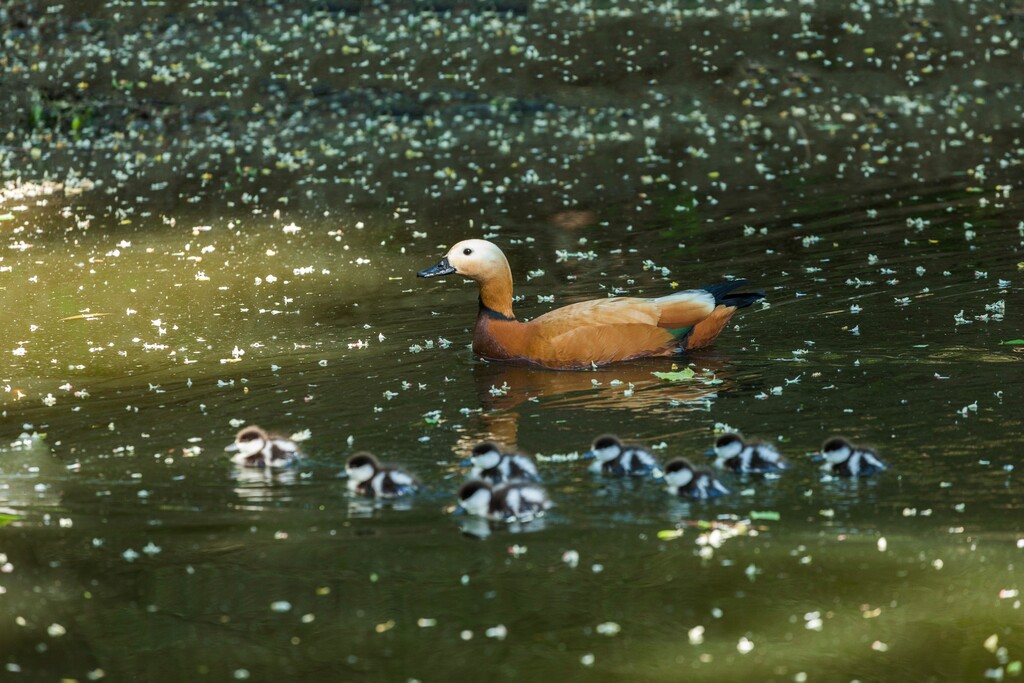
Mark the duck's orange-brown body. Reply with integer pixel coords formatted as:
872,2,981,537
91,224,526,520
418,239,763,370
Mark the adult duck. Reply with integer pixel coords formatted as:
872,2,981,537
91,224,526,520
417,239,764,370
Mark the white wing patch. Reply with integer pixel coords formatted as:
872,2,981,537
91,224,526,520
389,470,414,487
861,450,886,471
271,438,299,453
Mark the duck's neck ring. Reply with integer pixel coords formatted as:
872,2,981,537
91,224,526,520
479,297,516,321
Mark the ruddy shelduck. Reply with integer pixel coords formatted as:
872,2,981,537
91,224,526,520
418,239,764,369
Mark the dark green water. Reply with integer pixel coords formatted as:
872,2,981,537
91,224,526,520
1,1,1023,681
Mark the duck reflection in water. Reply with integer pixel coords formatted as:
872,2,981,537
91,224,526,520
452,359,732,457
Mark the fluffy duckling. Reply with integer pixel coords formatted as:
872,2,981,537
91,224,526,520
456,479,551,522
588,434,661,477
820,437,887,476
468,441,541,484
225,425,302,468
711,433,788,473
417,239,764,369
345,452,418,498
664,458,731,499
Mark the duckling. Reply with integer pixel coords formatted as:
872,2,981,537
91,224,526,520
224,425,302,468
588,434,660,477
820,437,887,476
345,452,418,498
417,239,764,369
711,433,787,473
456,479,551,522
467,441,541,484
664,458,731,499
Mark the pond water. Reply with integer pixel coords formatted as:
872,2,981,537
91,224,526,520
2,1,1023,681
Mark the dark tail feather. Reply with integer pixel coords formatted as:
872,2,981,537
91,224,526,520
701,280,765,309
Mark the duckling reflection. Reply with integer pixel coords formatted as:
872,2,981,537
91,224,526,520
345,495,416,519
230,466,305,507
0,431,62,515
456,514,549,540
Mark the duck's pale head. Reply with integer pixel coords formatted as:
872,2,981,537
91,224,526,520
418,239,509,282
418,239,515,317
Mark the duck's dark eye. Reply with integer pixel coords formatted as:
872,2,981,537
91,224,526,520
463,248,473,255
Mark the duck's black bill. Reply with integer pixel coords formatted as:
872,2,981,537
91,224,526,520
418,257,456,278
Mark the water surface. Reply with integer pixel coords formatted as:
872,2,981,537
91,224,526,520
1,1,1022,681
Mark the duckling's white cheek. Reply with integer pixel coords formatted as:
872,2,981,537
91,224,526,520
466,490,494,516
230,452,252,467
824,448,850,465
473,452,500,470
237,440,265,457
666,469,694,487
594,446,619,463
347,464,374,483
719,442,742,459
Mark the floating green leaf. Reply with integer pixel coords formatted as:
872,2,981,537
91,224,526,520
652,367,696,382
0,513,21,528
657,529,684,540
1000,339,1024,345
750,510,781,521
